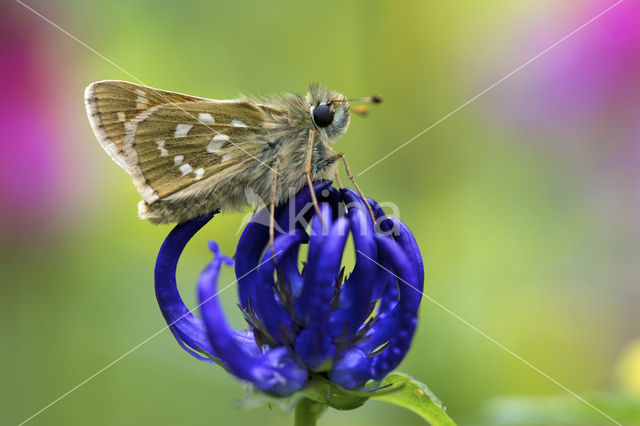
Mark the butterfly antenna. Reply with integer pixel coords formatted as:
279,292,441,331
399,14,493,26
348,95,383,116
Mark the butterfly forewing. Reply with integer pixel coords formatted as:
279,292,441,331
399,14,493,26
85,80,286,205
85,81,206,169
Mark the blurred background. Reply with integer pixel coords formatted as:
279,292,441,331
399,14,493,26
2,0,639,424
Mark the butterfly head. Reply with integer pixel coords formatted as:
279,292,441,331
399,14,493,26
306,84,350,143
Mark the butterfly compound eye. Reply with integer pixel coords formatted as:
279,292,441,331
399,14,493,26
312,104,334,128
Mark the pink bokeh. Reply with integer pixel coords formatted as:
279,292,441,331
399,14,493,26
486,0,640,230
0,6,82,240
498,0,640,127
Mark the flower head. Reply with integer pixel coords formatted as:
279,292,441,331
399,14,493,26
155,182,423,396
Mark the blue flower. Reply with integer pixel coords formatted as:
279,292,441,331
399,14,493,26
155,182,424,396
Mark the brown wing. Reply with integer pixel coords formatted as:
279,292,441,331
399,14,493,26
84,80,296,224
122,100,271,202
85,80,207,169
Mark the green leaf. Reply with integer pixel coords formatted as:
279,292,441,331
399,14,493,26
238,378,370,413
370,372,456,425
237,386,309,414
320,381,371,411
237,372,455,425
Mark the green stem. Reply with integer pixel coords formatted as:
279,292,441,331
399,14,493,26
294,398,324,426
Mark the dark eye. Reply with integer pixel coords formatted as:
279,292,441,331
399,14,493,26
312,103,334,128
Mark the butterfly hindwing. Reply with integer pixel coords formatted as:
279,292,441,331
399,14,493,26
123,100,271,202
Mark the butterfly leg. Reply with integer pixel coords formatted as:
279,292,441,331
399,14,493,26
269,158,279,261
304,128,324,225
334,152,376,222
334,169,344,188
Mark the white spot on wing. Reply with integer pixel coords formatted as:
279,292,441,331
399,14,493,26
156,140,168,156
193,167,205,180
179,163,193,175
232,119,247,128
174,124,193,138
207,134,229,153
174,155,184,165
117,112,126,122
136,90,148,109
197,113,215,124
221,154,231,163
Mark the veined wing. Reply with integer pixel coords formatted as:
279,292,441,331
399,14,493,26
123,100,273,203
85,80,206,169
85,81,281,204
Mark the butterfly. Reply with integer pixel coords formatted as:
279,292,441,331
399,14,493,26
84,81,380,225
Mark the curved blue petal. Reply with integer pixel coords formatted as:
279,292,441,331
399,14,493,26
278,239,304,298
369,235,422,380
367,197,393,234
294,203,333,322
355,309,399,355
388,217,424,293
276,180,335,235
248,346,309,396
235,219,270,309
374,218,423,318
235,181,332,308
351,275,400,354
375,269,399,316
363,198,399,307
295,210,349,371
155,213,217,361
198,243,308,396
329,189,378,340
253,229,307,344
320,186,343,221
328,348,372,389
352,221,422,356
